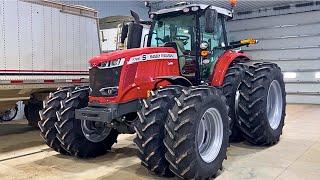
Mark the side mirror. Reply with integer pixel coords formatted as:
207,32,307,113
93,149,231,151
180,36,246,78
130,10,140,24
205,8,218,33
127,23,143,49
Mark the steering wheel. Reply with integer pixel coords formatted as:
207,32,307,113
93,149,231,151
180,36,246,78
175,35,190,45
155,37,165,43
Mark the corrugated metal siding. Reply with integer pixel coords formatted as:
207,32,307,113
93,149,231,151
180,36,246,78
228,7,320,104
149,1,306,12
0,0,100,79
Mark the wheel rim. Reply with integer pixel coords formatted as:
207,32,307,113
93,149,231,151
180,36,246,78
267,80,283,130
1,108,17,121
197,108,224,163
81,120,111,143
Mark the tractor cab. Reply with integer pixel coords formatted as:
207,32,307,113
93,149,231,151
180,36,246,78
147,4,232,84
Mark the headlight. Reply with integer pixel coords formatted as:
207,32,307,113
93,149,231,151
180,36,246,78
98,58,125,69
200,42,209,50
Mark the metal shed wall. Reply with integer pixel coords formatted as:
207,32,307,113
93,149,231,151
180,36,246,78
228,3,320,104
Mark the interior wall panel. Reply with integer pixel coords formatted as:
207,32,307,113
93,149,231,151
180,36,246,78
229,9,320,104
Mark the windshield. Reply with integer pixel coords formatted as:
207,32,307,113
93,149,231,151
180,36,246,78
149,14,196,51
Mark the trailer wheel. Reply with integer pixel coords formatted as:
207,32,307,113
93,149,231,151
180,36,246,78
56,86,118,158
222,63,246,142
134,85,183,177
0,106,18,121
25,99,42,127
163,86,230,179
38,87,75,155
237,62,286,145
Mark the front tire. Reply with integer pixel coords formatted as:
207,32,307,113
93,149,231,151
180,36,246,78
237,62,286,145
55,86,118,158
163,86,230,179
134,85,183,176
39,87,75,155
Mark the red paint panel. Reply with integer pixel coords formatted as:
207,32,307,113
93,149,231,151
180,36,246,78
72,79,82,83
44,80,55,83
10,80,23,84
89,47,180,104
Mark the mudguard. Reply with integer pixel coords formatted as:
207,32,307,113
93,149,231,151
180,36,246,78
211,50,250,86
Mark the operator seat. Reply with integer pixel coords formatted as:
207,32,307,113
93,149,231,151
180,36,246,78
164,41,186,73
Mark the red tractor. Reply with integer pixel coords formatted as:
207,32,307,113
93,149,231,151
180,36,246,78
39,3,286,179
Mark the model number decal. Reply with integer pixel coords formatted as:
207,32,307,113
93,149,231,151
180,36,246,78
128,53,177,64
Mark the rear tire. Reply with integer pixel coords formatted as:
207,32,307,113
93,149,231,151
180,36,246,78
237,62,286,145
222,63,246,142
163,86,230,179
55,86,118,158
38,87,75,155
134,85,183,177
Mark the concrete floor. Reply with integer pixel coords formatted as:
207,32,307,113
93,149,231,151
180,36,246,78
0,104,319,180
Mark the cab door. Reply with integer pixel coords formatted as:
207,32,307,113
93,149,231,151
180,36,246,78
199,15,228,81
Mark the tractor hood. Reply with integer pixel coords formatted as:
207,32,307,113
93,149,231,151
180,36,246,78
89,47,177,67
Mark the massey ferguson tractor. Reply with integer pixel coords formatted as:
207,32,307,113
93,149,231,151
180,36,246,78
39,2,286,179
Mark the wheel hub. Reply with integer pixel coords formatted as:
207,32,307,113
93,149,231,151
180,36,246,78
267,80,283,130
197,108,223,163
81,120,111,142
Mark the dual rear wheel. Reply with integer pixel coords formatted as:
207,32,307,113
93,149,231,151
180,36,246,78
221,62,286,145
237,62,286,145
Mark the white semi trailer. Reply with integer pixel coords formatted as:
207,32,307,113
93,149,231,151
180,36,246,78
0,0,100,126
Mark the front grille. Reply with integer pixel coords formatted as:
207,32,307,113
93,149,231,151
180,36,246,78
89,67,121,97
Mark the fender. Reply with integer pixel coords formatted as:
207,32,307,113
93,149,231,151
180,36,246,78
155,76,193,87
211,50,250,86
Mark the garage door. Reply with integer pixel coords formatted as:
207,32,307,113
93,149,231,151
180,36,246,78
228,8,320,104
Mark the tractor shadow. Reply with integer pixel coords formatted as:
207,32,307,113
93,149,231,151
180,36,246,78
97,163,171,180
30,146,139,173
228,141,267,157
0,122,37,136
0,121,41,153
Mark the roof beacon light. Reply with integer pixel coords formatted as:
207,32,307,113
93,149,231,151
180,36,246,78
230,0,238,7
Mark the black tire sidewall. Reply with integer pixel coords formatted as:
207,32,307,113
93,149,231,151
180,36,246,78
260,67,286,140
59,89,118,157
193,94,229,176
